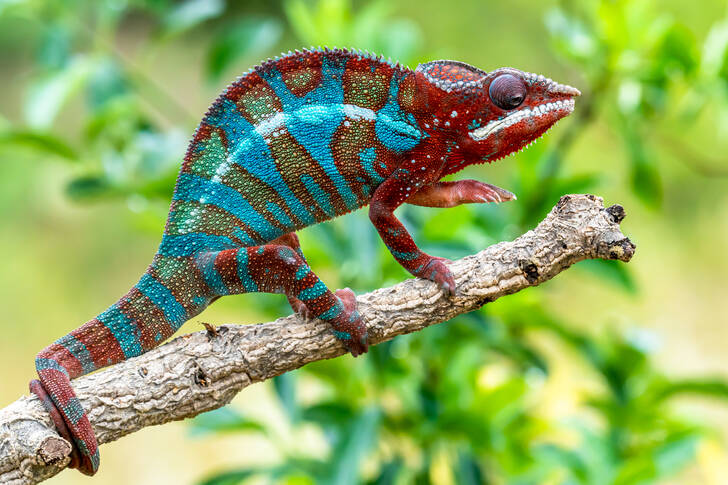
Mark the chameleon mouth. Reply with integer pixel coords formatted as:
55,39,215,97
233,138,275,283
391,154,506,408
468,97,575,141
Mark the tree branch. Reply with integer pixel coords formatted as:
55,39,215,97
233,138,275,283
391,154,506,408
0,194,635,484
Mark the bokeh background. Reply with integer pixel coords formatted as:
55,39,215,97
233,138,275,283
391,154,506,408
1,0,728,483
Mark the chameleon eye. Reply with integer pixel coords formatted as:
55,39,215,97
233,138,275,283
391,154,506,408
489,74,526,110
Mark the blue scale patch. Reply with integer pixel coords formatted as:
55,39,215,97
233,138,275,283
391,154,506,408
266,202,293,227
194,252,230,296
236,249,259,292
136,274,188,330
232,227,258,247
333,330,351,340
56,334,96,374
389,248,420,261
174,173,278,242
62,396,86,426
159,232,237,258
259,58,360,211
375,76,423,152
358,146,386,185
300,174,336,217
97,304,144,359
36,357,70,377
318,302,343,321
295,265,310,280
206,98,316,227
297,280,328,301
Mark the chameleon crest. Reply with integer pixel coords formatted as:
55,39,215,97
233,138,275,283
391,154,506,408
30,48,579,475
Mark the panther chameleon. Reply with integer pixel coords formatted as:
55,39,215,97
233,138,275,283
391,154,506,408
29,47,579,475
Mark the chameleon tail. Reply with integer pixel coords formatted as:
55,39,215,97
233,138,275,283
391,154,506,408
30,271,197,475
30,317,108,474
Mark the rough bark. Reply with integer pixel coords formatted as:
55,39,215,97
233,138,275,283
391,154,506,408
0,194,635,484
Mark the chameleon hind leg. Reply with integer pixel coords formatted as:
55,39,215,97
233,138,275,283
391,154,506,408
269,232,313,319
202,244,368,356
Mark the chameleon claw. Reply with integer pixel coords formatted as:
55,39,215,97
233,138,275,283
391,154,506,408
287,295,312,320
333,288,368,356
421,258,457,296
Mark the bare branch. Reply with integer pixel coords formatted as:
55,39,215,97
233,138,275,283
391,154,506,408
0,194,635,484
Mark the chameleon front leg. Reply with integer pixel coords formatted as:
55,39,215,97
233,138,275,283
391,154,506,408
406,180,515,208
201,244,368,356
369,164,457,295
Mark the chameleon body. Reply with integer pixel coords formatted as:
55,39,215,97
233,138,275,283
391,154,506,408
29,48,579,475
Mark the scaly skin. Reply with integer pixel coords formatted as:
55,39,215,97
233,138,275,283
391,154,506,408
29,48,579,475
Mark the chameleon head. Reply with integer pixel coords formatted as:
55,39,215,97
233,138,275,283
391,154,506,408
415,61,580,176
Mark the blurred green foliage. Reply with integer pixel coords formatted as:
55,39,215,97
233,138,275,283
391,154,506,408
1,0,728,483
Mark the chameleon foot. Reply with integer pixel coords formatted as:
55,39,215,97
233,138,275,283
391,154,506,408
463,180,516,203
420,258,457,296
331,288,368,357
287,295,312,320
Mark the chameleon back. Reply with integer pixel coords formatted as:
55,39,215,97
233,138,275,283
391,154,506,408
161,48,424,257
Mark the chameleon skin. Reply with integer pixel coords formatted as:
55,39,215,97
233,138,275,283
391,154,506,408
29,48,579,475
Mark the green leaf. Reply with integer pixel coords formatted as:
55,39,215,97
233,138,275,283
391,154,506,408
701,19,728,79
163,0,225,36
655,24,697,76
206,17,282,81
376,19,421,63
273,372,300,424
454,451,485,485
323,407,380,485
534,444,590,482
37,25,70,70
24,56,94,129
0,129,77,160
283,0,321,45
544,7,598,61
654,433,700,478
621,123,662,208
87,58,128,108
65,175,115,201
301,402,355,430
655,378,728,402
550,173,601,199
366,459,402,485
197,469,258,485
630,150,662,208
188,407,266,438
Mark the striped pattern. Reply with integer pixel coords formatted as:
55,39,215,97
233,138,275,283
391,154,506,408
172,49,424,245
31,48,409,474
31,47,580,476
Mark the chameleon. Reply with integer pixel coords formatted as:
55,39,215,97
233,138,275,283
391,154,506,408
29,47,579,475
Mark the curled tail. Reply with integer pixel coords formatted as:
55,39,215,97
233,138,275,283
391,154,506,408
30,267,207,474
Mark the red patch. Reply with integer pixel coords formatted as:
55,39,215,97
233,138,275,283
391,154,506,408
39,342,84,379
117,288,172,352
73,318,126,370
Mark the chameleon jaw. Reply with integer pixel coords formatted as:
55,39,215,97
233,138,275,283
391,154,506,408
468,97,575,142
